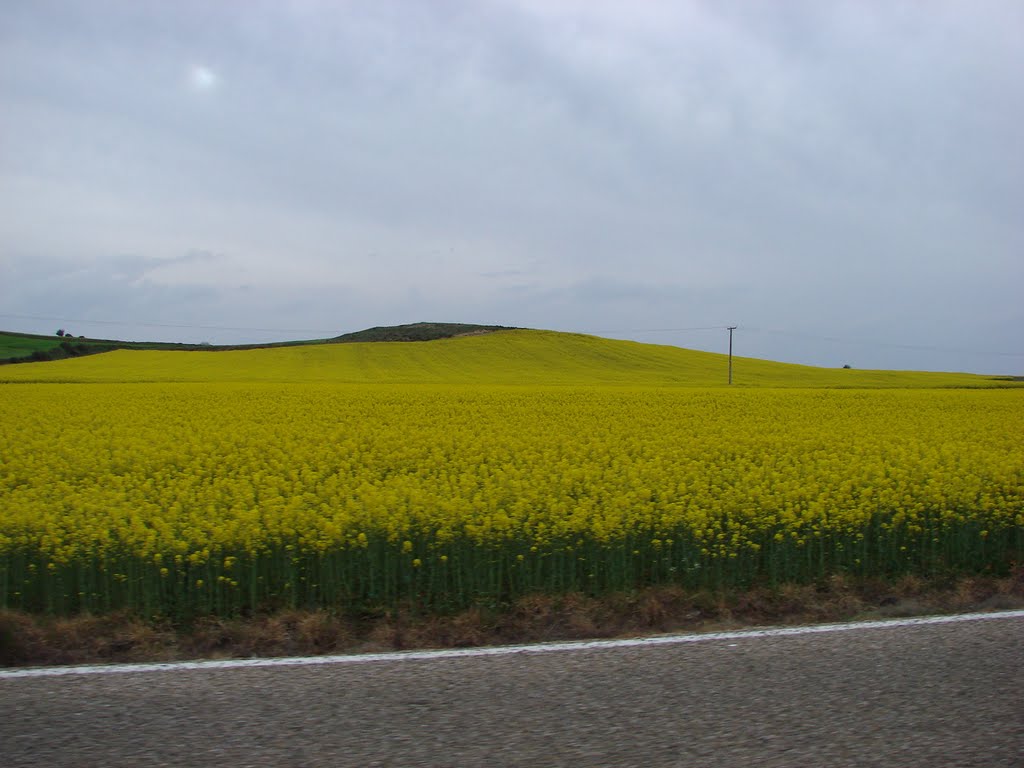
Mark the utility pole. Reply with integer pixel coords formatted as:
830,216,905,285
727,326,737,384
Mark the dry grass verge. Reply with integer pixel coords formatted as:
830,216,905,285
3,573,1022,668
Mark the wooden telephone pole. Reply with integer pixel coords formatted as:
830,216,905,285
727,326,737,384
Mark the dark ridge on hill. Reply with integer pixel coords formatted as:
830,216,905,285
0,330,136,365
0,323,517,364
0,329,233,365
329,322,515,343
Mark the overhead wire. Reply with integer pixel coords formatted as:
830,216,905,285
0,313,338,336
3,313,1021,359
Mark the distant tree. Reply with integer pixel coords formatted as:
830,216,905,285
56,329,65,337
842,364,852,369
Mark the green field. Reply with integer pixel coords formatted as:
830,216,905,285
0,322,511,365
0,331,65,360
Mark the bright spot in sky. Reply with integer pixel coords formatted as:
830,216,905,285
188,65,219,91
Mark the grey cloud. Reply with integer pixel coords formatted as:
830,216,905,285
480,269,526,279
1,0,1021,373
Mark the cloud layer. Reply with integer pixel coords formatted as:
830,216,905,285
2,0,1021,373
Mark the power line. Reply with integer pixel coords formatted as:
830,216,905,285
6,314,731,338
744,326,1024,358
586,325,731,334
585,324,1021,360
0,313,338,336
4,312,1020,359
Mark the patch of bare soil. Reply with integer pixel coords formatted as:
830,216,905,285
3,573,1022,667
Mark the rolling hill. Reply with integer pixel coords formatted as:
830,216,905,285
0,327,1015,387
0,322,510,364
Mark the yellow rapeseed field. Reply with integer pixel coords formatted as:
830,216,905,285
0,329,1013,387
2,347,1021,616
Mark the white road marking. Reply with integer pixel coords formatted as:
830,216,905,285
3,609,1022,680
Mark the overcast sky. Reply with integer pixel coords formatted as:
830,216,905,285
2,0,1021,374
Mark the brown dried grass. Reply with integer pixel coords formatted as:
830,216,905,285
3,572,1023,668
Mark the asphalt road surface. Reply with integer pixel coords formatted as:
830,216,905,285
3,612,1022,767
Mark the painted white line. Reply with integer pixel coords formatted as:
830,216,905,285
3,609,1022,680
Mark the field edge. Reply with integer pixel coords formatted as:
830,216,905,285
3,573,1022,668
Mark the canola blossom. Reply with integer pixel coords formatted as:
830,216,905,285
1,383,1022,616
0,329,1011,388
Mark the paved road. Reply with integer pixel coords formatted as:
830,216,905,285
3,614,1022,767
